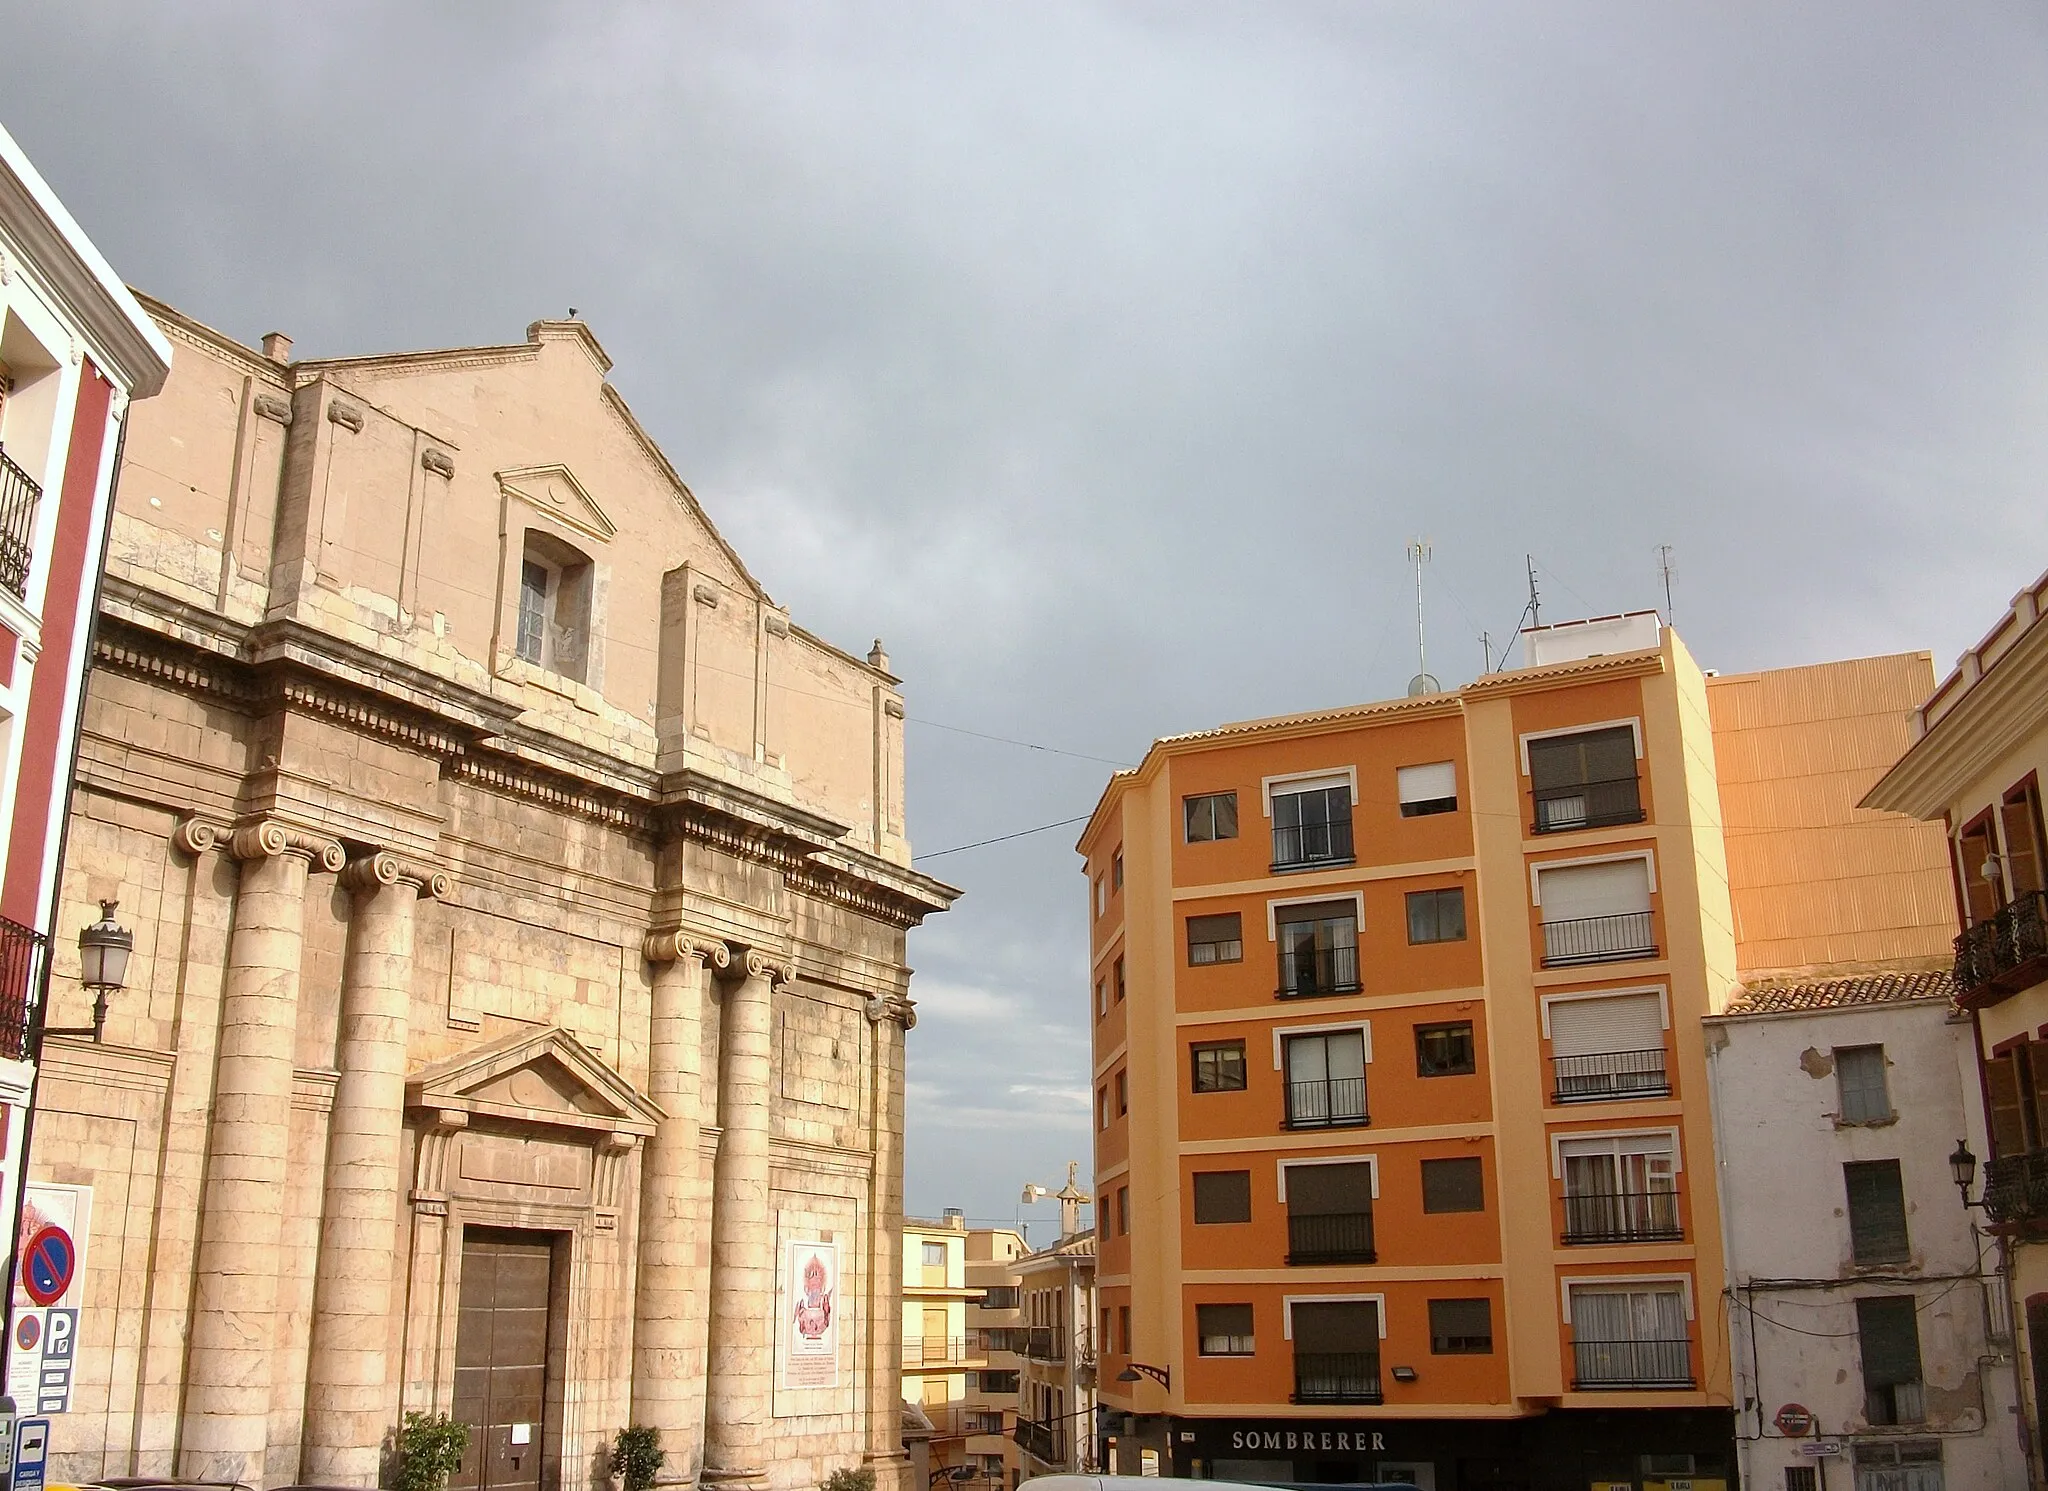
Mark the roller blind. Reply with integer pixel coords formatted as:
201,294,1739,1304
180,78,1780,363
1397,762,1456,805
1549,992,1662,1058
1538,859,1651,921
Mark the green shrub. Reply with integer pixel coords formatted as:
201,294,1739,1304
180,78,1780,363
396,1412,470,1491
822,1467,875,1491
611,1425,666,1491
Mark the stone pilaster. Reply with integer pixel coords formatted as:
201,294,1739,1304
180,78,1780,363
631,929,728,1484
181,819,345,1486
863,994,916,1491
701,950,782,1488
301,851,449,1486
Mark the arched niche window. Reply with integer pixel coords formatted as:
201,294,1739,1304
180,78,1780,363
515,529,594,683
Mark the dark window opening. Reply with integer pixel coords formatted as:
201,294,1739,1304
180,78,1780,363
1416,1021,1476,1077
1421,1156,1484,1213
1529,725,1641,832
1185,792,1239,843
1192,1170,1252,1225
1428,1298,1492,1354
1406,887,1467,944
1272,784,1353,869
1191,1040,1247,1093
1845,1160,1910,1264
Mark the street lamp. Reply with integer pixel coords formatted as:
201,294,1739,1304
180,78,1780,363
1116,1362,1170,1389
1951,1138,1985,1211
39,900,131,1051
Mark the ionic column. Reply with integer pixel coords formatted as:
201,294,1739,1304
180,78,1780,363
701,950,782,1488
863,994,916,1491
632,930,729,1483
301,851,449,1486
181,819,345,1486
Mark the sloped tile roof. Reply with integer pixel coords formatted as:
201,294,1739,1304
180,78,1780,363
1720,968,1956,1017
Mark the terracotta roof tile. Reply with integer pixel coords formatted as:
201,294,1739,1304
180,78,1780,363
1720,968,1956,1017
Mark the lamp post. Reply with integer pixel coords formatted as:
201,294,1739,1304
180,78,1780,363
1951,1139,1985,1211
1115,1362,1169,1389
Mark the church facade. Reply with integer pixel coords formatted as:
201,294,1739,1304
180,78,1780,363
29,297,954,1491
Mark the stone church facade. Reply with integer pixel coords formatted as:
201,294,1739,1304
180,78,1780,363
30,298,955,1491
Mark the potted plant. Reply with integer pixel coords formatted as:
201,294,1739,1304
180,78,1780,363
396,1412,470,1491
611,1425,666,1491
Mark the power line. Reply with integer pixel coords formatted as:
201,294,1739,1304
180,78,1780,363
908,717,1132,768
913,814,1096,863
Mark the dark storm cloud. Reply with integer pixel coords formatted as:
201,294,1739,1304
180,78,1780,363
6,1,2046,1223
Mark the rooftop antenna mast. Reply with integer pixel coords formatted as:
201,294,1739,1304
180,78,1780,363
1657,544,1675,626
1406,538,1440,697
1526,554,1541,628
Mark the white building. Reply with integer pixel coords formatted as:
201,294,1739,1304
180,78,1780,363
1706,970,2026,1491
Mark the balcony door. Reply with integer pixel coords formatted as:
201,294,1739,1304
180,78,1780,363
1283,1030,1366,1128
1537,859,1653,966
1549,992,1666,1101
1277,901,1359,997
1284,1161,1375,1264
1559,1134,1678,1242
1529,725,1640,831
1290,1299,1381,1404
1568,1285,1688,1388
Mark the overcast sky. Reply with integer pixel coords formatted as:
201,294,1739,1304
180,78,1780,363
6,2,2046,1235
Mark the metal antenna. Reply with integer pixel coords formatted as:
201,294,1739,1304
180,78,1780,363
1405,539,1440,696
1526,555,1541,628
1481,631,1491,674
1657,544,1675,625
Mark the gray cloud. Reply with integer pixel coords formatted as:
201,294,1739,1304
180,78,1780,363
6,0,2045,1223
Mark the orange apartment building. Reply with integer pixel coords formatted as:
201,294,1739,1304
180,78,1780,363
1079,612,1959,1491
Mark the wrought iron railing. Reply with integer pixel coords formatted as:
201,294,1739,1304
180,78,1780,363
1573,1336,1691,1388
1551,1048,1669,1103
1292,1352,1382,1404
903,1335,985,1368
1286,1210,1375,1265
0,915,48,1060
1533,776,1644,834
1272,817,1354,871
1541,911,1656,967
1022,1325,1065,1362
1955,890,2048,1000
1277,943,1360,999
1562,1188,1682,1244
1015,1418,1064,1465
1985,1150,2048,1226
0,446,39,601
1284,1076,1368,1130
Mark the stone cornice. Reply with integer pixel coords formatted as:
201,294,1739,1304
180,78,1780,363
1865,609,2048,820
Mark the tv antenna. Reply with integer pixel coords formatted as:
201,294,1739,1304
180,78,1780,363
1406,538,1440,697
1657,544,1675,625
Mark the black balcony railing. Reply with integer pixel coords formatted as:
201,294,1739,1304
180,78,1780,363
1292,1352,1383,1404
1985,1151,2048,1226
1286,1210,1376,1265
0,916,47,1061
1022,1326,1065,1362
1015,1418,1064,1465
1272,817,1354,872
1277,944,1360,999
1562,1188,1682,1244
1551,1048,1670,1103
1955,890,2048,1002
1533,776,1644,834
0,446,39,601
1572,1337,1693,1389
1284,1076,1368,1130
1541,911,1656,967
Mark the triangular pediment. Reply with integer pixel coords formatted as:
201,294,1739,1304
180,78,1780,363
498,463,617,546
406,1025,661,1137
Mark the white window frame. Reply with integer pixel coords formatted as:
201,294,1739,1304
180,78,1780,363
1281,1293,1389,1341
1277,1153,1379,1203
1517,717,1645,777
1266,890,1367,942
1538,985,1671,1038
1529,849,1659,906
1550,1127,1682,1180
1272,1019,1373,1070
1260,767,1359,817
1560,1273,1696,1322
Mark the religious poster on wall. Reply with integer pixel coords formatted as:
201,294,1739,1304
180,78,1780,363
7,1182,91,1414
781,1238,840,1390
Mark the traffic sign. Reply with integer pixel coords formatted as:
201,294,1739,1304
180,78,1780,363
1799,1442,1844,1458
11,1416,46,1491
1773,1403,1815,1437
20,1229,72,1310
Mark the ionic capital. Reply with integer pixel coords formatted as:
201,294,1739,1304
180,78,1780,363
865,994,917,1031
230,819,346,872
170,817,228,857
741,948,792,987
643,928,732,970
341,850,451,899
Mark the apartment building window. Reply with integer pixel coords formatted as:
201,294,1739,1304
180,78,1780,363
1115,1069,1128,1116
1185,791,1239,843
1094,876,1105,917
1406,887,1466,944
1119,1305,1131,1354
1289,1300,1382,1405
1845,1161,1910,1265
1271,777,1354,870
1528,724,1642,833
1112,849,1123,890
1548,990,1668,1101
1560,1133,1680,1243
1192,1170,1252,1224
1196,1303,1255,1356
1095,978,1106,1019
1276,901,1359,998
1415,1021,1475,1077
515,533,595,682
1114,957,1126,1003
1784,1468,1817,1491
1568,1284,1691,1388
1116,1185,1130,1235
1188,913,1243,965
980,1286,1020,1310
1190,1040,1247,1093
980,1369,1019,1394
1096,1087,1109,1131
1397,761,1457,817
1857,1296,1926,1424
1428,1298,1492,1354
1282,1029,1368,1128
1836,1045,1893,1124
1100,1308,1112,1352
923,1241,947,1267
1850,1441,1942,1491
1283,1160,1376,1265
1537,858,1656,967
1420,1156,1484,1213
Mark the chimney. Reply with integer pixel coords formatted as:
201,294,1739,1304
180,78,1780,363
868,638,890,671
943,1207,965,1231
261,332,293,363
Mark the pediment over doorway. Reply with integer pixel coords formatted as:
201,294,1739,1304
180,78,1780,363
406,1025,662,1139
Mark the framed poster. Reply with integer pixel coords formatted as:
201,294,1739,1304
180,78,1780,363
781,1239,839,1390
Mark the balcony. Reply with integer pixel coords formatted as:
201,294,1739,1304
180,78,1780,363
1985,1151,2048,1227
1954,890,2048,1006
1283,1076,1368,1130
1551,1048,1669,1103
1562,1188,1682,1244
0,446,38,601
1286,1210,1376,1265
1291,1352,1382,1404
1021,1326,1066,1363
1271,817,1354,873
1540,911,1656,968
1276,944,1360,1000
1572,1336,1693,1389
1078,1327,1096,1368
903,1335,985,1369
1016,1417,1065,1466
1532,776,1644,834
0,916,47,1061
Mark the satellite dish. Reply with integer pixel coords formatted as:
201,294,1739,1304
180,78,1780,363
1407,673,1441,697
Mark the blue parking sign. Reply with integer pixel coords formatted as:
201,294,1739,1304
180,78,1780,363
12,1415,47,1491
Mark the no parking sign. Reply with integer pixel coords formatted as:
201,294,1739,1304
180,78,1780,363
6,1185,90,1415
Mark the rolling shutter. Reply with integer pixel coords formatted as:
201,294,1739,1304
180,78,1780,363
1538,859,1651,920
1548,992,1662,1058
1397,762,1456,807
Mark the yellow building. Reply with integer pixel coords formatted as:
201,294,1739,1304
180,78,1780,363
1081,614,1956,1490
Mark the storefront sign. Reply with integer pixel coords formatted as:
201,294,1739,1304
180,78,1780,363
1223,1428,1388,1454
779,1239,839,1390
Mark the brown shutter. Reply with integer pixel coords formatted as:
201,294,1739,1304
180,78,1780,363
1988,1052,2028,1158
2006,786,2047,897
1961,821,2001,924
